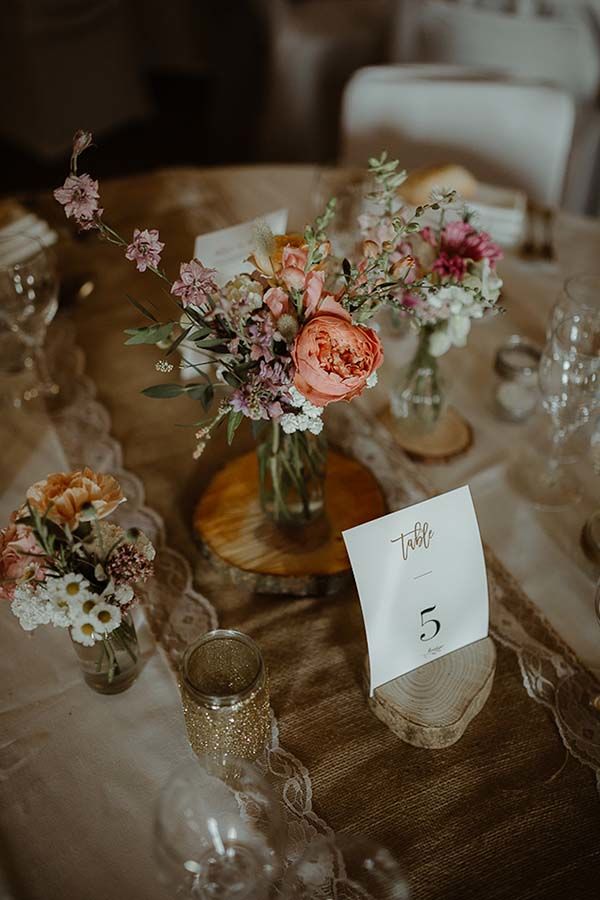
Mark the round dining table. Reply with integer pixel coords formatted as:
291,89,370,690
1,165,599,900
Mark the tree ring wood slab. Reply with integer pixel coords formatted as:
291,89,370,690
193,449,386,597
366,637,496,748
380,405,473,463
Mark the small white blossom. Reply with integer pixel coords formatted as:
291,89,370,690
280,412,324,435
155,359,174,373
11,584,52,632
288,386,324,419
366,371,378,389
113,584,134,606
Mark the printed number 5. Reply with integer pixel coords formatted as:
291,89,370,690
420,606,441,642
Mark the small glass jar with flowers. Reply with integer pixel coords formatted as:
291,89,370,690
0,468,155,694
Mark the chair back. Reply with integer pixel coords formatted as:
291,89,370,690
340,67,575,204
388,0,600,103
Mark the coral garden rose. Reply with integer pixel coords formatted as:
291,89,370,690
292,310,383,407
26,468,125,528
0,515,45,601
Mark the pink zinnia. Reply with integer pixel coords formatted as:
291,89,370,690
432,252,468,280
170,259,218,307
54,173,101,228
431,220,503,281
125,228,164,273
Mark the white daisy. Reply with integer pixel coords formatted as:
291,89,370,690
70,615,97,647
47,594,73,628
89,602,121,634
46,573,93,606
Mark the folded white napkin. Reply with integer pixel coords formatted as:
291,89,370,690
0,213,57,268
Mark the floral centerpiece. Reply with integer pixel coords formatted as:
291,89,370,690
358,180,503,431
0,467,155,693
55,135,502,525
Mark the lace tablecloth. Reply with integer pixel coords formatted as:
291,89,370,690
1,167,600,899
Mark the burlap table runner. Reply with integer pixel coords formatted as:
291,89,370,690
28,168,600,898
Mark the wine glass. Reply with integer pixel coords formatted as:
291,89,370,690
0,237,59,406
512,315,600,508
154,754,284,899
281,833,410,900
547,273,600,341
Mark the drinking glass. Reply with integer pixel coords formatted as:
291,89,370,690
0,239,59,405
513,315,600,508
155,754,284,900
547,273,600,340
281,833,410,900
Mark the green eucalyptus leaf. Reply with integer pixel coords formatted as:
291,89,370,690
142,383,186,399
226,410,244,445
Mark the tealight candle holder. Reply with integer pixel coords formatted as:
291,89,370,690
493,336,541,422
180,629,270,761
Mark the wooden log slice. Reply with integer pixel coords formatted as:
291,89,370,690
193,449,386,596
367,637,496,749
380,405,473,463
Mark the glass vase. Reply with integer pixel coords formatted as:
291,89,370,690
70,612,140,694
390,326,446,432
256,423,327,527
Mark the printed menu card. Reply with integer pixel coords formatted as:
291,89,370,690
193,208,288,282
343,486,488,695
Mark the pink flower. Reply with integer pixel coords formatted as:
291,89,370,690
125,228,164,273
171,259,218,307
264,287,289,319
281,243,309,291
292,307,383,407
301,270,326,318
70,130,93,172
0,514,46,601
54,174,102,229
433,252,468,280
431,221,503,280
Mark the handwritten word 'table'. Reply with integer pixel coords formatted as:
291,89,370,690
390,521,434,561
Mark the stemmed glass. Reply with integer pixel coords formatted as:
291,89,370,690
547,273,600,340
0,239,59,406
281,833,410,900
154,754,284,899
512,315,600,508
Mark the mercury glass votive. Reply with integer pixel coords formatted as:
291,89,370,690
180,629,271,761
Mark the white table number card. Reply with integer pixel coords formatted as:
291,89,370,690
343,486,489,696
193,208,288,284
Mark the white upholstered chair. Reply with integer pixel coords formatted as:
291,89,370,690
385,0,600,213
388,0,600,102
340,68,575,205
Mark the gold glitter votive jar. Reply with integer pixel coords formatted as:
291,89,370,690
180,629,270,762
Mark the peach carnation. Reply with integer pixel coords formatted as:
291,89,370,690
292,309,383,407
26,468,125,528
